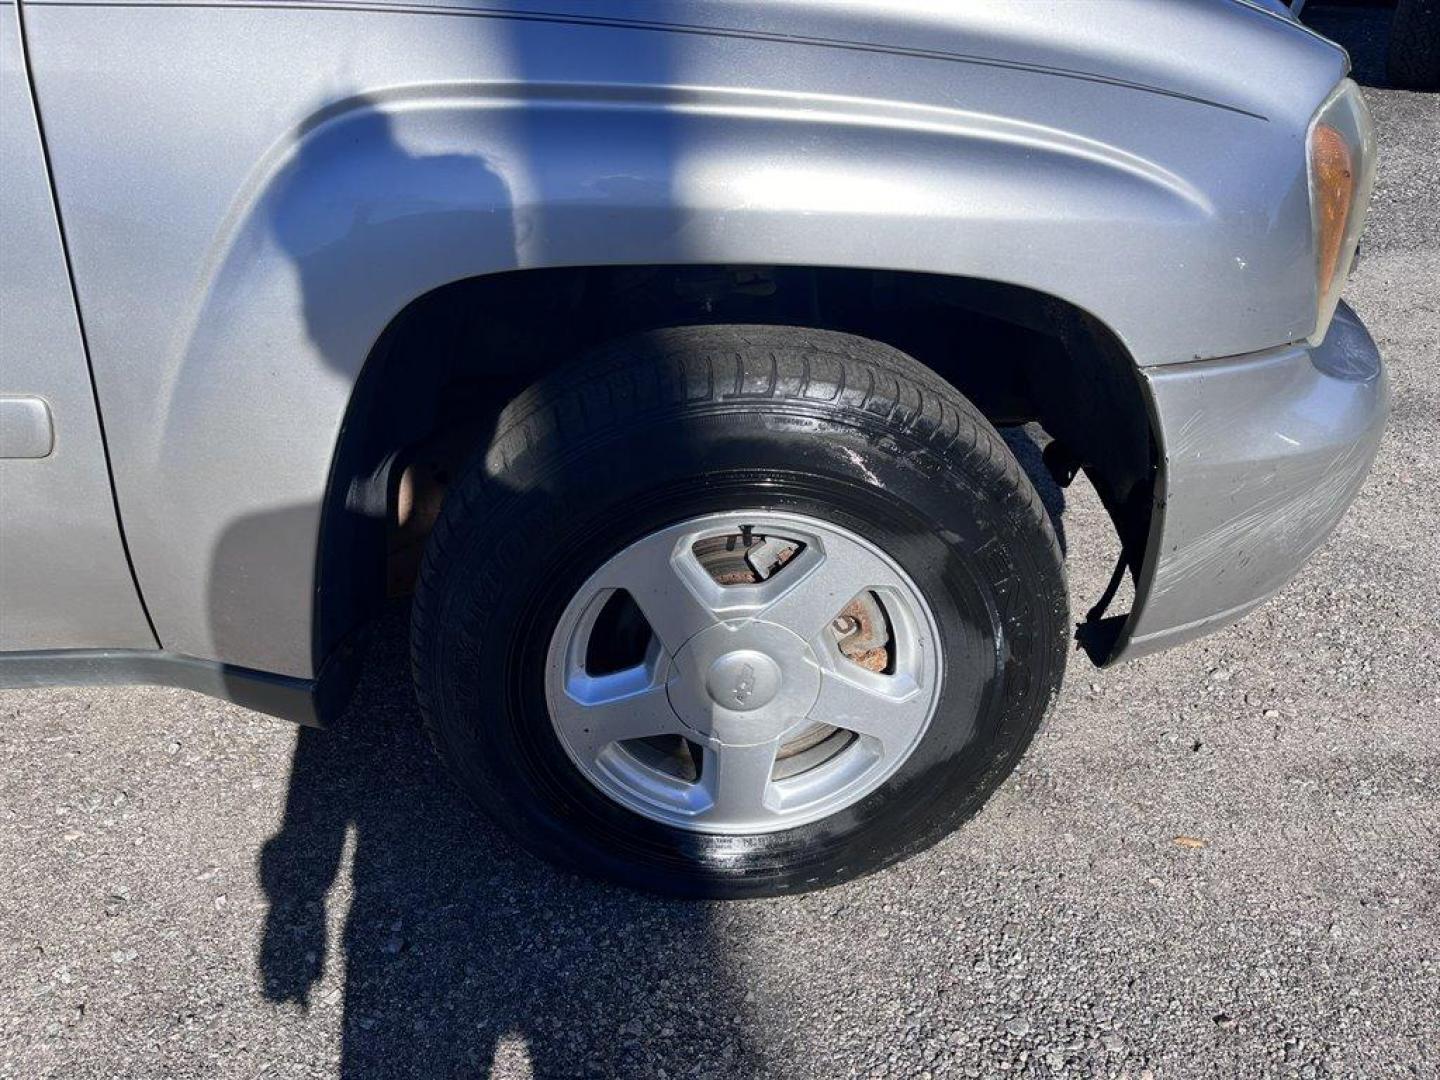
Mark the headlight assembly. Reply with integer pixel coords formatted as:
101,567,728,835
1307,79,1377,345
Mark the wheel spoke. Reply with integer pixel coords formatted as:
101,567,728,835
811,667,931,756
550,674,684,761
699,740,781,823
590,539,722,655
758,541,904,644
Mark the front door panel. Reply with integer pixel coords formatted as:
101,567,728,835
0,2,154,651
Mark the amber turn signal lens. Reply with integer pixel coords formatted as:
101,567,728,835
1311,123,1355,304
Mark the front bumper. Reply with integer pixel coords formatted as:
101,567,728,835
1113,301,1387,661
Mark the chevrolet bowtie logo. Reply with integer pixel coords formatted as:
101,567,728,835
731,663,757,704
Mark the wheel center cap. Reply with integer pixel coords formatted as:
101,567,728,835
667,620,822,747
705,650,781,712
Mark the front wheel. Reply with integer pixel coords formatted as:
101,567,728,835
411,326,1067,897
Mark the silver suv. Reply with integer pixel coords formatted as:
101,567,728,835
0,1,1385,896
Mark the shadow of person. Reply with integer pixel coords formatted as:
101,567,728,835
232,65,1080,1073
237,80,762,1075
257,612,764,1078
200,95,527,690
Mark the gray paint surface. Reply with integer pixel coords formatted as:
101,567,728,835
1123,302,1387,658
5,0,1378,681
0,2,154,651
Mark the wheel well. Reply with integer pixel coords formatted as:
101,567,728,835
315,265,1156,675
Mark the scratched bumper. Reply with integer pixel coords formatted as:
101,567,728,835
1112,302,1387,661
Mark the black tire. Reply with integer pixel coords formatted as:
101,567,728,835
1389,0,1440,90
411,325,1067,897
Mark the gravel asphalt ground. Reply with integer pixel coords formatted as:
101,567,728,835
2,9,1436,1079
